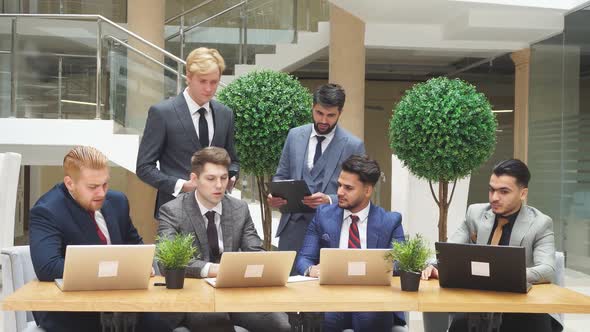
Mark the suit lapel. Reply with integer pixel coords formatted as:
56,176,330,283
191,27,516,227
210,100,221,147
100,200,121,244
321,126,347,192
366,204,380,249
330,208,345,248
220,197,233,253
477,210,495,245
173,93,201,150
295,125,313,180
185,193,210,261
509,206,532,246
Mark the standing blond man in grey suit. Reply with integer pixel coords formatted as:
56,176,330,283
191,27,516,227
422,159,561,332
157,147,289,332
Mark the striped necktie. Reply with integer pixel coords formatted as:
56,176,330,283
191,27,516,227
348,215,361,249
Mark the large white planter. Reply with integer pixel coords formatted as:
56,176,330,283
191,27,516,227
390,154,471,247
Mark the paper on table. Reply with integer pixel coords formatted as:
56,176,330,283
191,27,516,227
348,261,366,276
288,275,318,283
98,261,119,278
471,261,490,277
205,278,217,287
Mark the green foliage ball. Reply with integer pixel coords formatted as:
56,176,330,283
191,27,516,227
217,70,312,176
389,77,497,182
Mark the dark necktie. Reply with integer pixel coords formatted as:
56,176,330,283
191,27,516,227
88,211,107,245
197,107,209,148
313,135,326,166
205,211,220,262
348,215,361,249
490,217,509,246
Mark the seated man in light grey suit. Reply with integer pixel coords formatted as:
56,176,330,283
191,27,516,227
137,47,239,218
268,83,365,259
422,159,562,332
157,147,290,332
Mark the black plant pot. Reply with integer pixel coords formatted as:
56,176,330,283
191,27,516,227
164,268,186,289
400,270,421,291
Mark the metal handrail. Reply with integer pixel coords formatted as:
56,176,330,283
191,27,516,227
0,14,186,65
165,1,247,41
165,0,216,24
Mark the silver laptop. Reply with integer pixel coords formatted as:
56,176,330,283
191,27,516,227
205,251,296,288
55,244,155,291
319,248,392,285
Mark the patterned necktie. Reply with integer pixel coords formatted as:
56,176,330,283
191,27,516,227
197,107,209,148
88,211,107,245
205,211,220,262
348,215,361,249
313,136,326,166
490,217,509,246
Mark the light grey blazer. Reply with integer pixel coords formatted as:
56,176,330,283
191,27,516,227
156,192,263,278
450,203,562,328
273,124,365,238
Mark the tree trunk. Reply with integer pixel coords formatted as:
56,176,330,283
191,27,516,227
438,180,449,242
256,175,273,250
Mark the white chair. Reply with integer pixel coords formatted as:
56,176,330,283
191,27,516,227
0,152,22,250
422,251,567,332
1,246,45,332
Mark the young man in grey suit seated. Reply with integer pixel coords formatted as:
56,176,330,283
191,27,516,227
157,147,290,332
421,159,562,332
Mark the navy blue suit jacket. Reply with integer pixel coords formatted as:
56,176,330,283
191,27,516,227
29,183,143,332
295,203,405,323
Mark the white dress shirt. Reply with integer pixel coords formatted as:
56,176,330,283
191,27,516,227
195,192,224,277
306,126,336,170
339,202,370,249
173,88,216,197
93,210,112,245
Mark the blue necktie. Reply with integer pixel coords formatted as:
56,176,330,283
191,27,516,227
313,136,326,166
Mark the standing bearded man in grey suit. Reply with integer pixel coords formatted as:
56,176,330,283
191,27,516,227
137,47,239,217
422,159,562,332
268,83,366,257
157,147,290,332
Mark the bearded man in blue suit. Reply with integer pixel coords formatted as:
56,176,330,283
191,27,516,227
296,155,407,332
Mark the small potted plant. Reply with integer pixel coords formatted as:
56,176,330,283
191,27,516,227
155,233,198,289
386,234,433,291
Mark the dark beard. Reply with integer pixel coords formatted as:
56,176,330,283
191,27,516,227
314,121,337,135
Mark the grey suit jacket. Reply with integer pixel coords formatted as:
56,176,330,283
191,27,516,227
157,192,263,278
450,203,561,327
136,93,239,215
450,203,556,284
273,124,365,237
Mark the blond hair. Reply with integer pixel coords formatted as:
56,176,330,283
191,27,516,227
185,47,226,77
63,146,108,178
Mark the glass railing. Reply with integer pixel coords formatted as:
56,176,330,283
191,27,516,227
0,14,185,134
165,0,330,73
1,0,127,23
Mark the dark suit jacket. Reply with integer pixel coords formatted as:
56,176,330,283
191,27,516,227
157,192,263,278
295,203,405,323
29,183,143,332
136,93,239,216
273,124,365,238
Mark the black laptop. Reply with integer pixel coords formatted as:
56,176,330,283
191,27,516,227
435,242,531,293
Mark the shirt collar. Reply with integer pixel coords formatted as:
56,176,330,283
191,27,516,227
343,202,371,223
183,87,210,115
194,191,223,216
496,208,520,226
310,125,336,141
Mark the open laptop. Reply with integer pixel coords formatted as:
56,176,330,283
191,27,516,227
205,251,296,288
435,242,531,293
319,248,391,286
55,244,155,291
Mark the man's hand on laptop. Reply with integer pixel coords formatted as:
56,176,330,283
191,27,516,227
151,267,155,277
302,193,330,209
208,263,220,278
307,265,320,278
421,265,438,280
267,194,287,208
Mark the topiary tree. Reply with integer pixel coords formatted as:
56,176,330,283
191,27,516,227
389,77,497,242
217,70,312,250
